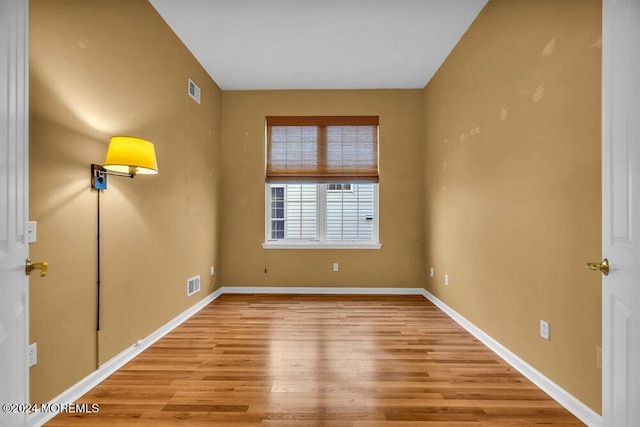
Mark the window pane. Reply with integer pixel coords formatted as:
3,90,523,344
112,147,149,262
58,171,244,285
271,220,284,239
326,183,374,241
285,184,317,240
327,183,352,191
272,187,284,198
271,186,285,221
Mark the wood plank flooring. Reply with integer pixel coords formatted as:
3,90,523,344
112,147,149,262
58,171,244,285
46,294,585,426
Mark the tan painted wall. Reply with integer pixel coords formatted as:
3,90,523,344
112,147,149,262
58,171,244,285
220,90,424,287
28,0,602,415
422,0,602,412
29,0,222,403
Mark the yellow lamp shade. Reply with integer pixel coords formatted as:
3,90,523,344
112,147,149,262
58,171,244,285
103,136,158,175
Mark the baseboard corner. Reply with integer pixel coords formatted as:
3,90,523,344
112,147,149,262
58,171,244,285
420,288,602,427
29,290,221,427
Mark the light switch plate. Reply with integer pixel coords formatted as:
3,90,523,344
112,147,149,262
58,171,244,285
28,343,37,367
27,221,37,243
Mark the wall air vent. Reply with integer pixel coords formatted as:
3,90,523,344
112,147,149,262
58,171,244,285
187,274,201,297
188,78,201,104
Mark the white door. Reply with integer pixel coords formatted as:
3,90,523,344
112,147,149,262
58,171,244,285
601,0,640,425
0,0,29,426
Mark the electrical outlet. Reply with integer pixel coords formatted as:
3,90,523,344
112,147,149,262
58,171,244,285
333,263,339,272
429,267,434,277
444,274,449,285
540,320,550,340
28,343,37,367
210,266,215,276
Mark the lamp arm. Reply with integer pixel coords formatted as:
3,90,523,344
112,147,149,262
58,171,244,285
91,164,134,190
95,164,135,178
103,170,135,179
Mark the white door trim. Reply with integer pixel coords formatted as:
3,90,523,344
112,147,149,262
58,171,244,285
0,0,30,426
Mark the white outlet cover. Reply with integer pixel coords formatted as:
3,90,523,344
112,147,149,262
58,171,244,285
210,266,215,275
430,267,434,277
444,274,449,285
540,320,550,340
28,343,37,367
333,263,339,272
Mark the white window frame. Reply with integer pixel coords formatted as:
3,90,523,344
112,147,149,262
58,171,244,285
263,183,381,249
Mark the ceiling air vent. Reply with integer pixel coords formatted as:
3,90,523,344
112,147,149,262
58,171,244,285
187,274,201,297
188,78,201,104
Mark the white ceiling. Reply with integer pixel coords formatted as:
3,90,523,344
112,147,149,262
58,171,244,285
148,0,488,90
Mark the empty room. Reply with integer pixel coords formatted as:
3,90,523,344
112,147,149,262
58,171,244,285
2,0,639,426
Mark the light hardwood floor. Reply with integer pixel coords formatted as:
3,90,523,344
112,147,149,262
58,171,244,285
46,294,584,426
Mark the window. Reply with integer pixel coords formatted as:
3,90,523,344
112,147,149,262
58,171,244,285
264,116,380,248
327,183,351,191
266,182,378,245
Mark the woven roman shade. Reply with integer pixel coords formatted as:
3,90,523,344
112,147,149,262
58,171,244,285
266,116,379,183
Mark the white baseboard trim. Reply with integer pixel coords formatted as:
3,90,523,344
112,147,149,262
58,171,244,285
30,286,601,427
29,289,223,427
219,286,424,295
421,289,602,427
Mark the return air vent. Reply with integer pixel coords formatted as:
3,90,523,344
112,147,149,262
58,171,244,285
187,274,201,297
188,78,201,104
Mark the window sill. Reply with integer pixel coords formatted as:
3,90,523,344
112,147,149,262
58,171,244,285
262,242,382,250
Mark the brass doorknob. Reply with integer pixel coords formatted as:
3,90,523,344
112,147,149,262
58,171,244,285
25,258,48,277
586,258,609,276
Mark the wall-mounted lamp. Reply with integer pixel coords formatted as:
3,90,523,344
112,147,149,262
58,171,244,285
91,136,158,190
91,136,158,367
